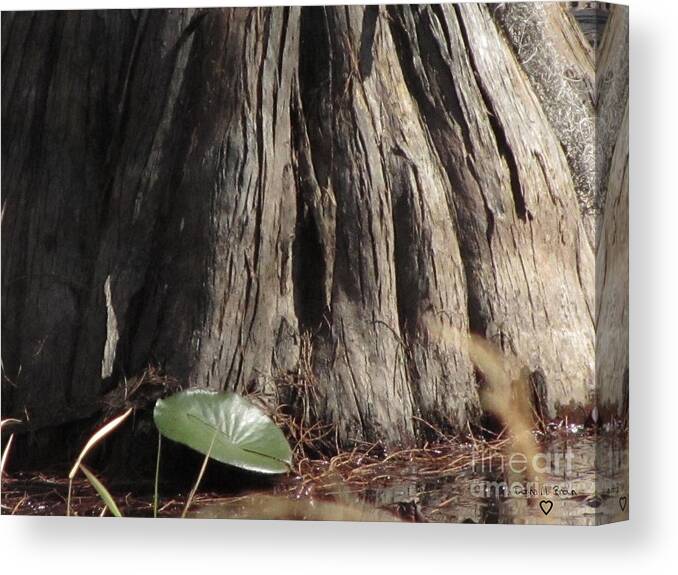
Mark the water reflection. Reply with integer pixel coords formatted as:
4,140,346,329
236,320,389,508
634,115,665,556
192,433,628,525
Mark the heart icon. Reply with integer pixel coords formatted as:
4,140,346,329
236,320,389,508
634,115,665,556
539,500,553,516
619,496,627,511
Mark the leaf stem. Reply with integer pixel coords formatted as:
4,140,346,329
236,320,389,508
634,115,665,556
181,430,217,518
66,479,73,517
153,432,162,518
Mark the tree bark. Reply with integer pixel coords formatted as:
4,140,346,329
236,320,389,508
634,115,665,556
595,6,629,419
1,4,627,451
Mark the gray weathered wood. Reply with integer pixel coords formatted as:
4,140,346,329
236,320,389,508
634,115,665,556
1,4,627,452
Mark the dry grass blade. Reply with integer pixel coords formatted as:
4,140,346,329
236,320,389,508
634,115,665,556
0,418,22,430
467,334,541,483
79,464,123,518
1,434,15,475
67,407,132,515
68,408,133,480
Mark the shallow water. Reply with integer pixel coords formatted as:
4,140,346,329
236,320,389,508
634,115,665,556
193,433,629,525
2,432,628,524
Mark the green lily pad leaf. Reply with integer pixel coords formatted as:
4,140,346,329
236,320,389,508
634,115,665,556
153,390,292,474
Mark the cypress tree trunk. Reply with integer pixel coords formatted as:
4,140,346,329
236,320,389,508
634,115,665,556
1,4,627,453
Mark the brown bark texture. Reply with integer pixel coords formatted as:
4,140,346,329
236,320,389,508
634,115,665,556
1,3,629,450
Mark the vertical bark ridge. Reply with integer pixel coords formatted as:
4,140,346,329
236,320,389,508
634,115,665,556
356,5,479,435
299,6,416,444
69,9,201,413
593,6,628,421
493,3,597,244
596,103,628,418
1,11,139,425
595,5,629,243
388,4,595,419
